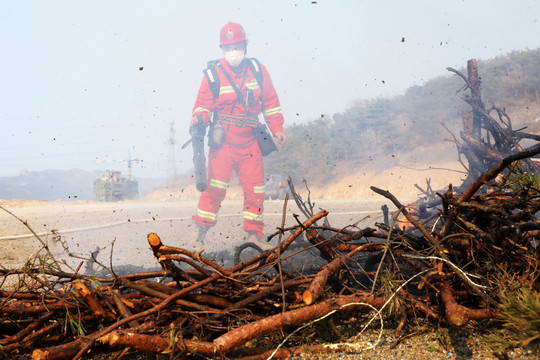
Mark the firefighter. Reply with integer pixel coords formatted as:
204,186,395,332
189,21,286,251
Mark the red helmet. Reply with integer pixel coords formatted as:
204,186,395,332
219,22,248,46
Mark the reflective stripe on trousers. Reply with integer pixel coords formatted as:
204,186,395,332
192,138,265,233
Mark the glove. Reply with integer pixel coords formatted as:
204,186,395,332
190,112,210,127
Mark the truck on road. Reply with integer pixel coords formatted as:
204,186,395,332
93,170,138,202
264,174,290,200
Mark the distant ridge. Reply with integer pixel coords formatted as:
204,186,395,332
0,169,165,201
0,169,97,201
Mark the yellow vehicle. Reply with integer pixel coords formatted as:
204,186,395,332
93,170,138,202
264,174,289,200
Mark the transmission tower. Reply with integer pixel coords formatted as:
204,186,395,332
168,122,178,181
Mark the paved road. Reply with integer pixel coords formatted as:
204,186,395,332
0,198,398,270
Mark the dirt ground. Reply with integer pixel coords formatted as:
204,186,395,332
83,323,537,360
1,164,536,359
146,161,466,202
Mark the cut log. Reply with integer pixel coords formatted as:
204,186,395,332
214,295,387,354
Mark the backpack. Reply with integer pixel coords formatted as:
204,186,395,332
203,58,264,99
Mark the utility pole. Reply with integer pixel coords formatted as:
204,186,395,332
168,122,177,182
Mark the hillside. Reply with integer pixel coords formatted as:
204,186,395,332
0,169,97,201
262,49,540,193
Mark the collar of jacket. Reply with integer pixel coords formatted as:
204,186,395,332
221,58,247,75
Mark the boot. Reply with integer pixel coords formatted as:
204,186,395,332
189,224,208,252
246,231,272,251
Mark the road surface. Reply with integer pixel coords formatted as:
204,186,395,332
0,198,402,271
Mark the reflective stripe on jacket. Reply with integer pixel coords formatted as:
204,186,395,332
192,58,284,145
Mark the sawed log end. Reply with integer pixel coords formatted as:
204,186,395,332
97,330,122,346
302,290,313,305
32,349,49,360
147,232,162,247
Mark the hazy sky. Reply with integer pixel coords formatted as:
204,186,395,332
2,0,540,179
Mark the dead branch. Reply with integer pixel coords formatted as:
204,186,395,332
213,295,387,355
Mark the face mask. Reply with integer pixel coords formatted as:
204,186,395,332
224,50,245,68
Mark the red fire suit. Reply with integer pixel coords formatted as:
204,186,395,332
191,58,284,237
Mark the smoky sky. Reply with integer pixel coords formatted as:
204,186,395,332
2,0,540,179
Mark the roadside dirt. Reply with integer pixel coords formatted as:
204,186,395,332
143,162,465,202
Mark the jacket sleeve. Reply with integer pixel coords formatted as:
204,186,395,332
192,76,215,126
260,64,284,135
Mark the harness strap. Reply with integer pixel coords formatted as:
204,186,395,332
246,58,263,92
214,113,259,128
203,59,221,99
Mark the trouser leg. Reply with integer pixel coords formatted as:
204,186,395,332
237,140,265,238
192,146,233,227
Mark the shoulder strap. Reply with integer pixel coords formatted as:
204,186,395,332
204,58,263,100
247,58,263,91
203,59,221,99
